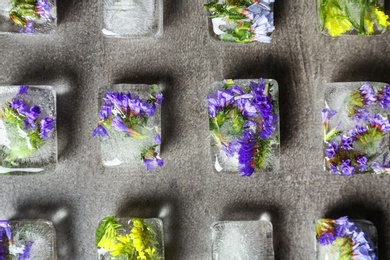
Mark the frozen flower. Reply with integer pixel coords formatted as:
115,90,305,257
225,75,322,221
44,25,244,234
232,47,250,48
18,85,29,95
369,114,390,133
92,125,108,139
237,131,256,176
318,232,335,246
18,240,33,260
377,85,390,110
359,83,376,106
152,92,163,105
330,163,338,174
353,108,370,122
351,125,367,139
322,108,337,123
111,116,128,133
341,136,354,151
154,134,161,145
143,152,164,170
98,103,112,120
356,156,368,172
39,116,56,139
35,0,51,19
22,105,41,130
207,89,235,118
340,159,354,176
20,21,35,33
325,141,338,158
0,220,11,242
10,99,24,110
372,155,390,174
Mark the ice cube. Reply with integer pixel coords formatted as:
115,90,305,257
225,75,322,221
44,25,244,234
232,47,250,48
0,86,57,175
0,0,57,34
4,219,57,260
316,218,378,260
102,0,163,37
208,79,280,176
323,82,390,175
96,217,164,260
96,84,162,169
211,220,274,260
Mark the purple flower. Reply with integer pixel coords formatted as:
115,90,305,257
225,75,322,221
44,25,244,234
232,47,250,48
250,79,278,139
18,86,29,95
334,224,346,238
0,220,11,242
152,93,163,105
22,105,42,130
377,85,390,110
207,89,235,118
10,99,23,110
245,3,274,43
370,114,390,133
92,125,108,139
359,83,376,106
39,116,55,139
98,103,112,120
356,156,368,172
128,98,142,115
104,91,125,109
353,108,370,122
322,108,337,123
26,105,41,121
325,141,338,158
318,232,336,246
18,240,33,260
20,21,35,33
341,136,354,151
35,0,51,19
330,164,338,174
372,155,390,174
143,152,164,170
154,134,161,144
351,125,368,138
237,131,256,176
140,100,154,117
221,139,241,157
111,116,128,133
335,216,349,226
340,159,354,176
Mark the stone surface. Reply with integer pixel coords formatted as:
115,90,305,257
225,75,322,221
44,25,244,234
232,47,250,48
0,0,389,259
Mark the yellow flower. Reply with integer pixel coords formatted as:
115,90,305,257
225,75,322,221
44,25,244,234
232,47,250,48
364,14,375,35
97,237,120,253
110,235,132,257
374,7,390,28
324,5,352,37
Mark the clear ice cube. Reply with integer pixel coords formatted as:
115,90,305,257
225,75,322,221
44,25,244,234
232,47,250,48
96,217,164,260
208,79,280,175
0,86,57,175
102,0,163,37
2,219,57,260
323,82,390,175
98,84,162,168
316,219,378,260
0,0,57,34
211,220,274,260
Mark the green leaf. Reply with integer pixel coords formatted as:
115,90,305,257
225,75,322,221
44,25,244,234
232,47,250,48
95,216,122,247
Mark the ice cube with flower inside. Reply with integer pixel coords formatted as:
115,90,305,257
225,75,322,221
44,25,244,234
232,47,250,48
93,84,164,170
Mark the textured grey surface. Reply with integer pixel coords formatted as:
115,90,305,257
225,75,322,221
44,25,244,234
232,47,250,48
0,0,390,259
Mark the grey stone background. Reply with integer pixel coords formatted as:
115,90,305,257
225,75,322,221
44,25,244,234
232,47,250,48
0,0,390,259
